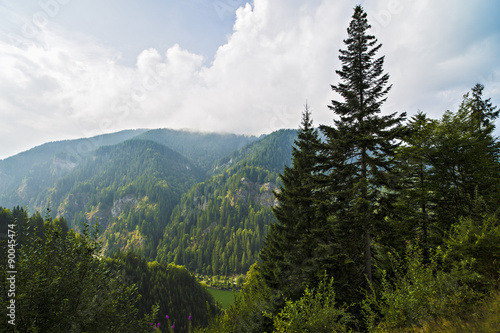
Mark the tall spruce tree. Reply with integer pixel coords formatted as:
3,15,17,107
260,103,321,300
318,5,406,290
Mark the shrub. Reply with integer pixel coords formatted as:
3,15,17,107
269,276,353,333
368,241,480,331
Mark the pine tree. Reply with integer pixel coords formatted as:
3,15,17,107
470,83,499,129
318,5,406,290
260,103,321,300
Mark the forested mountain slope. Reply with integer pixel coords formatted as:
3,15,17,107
0,128,297,264
155,129,298,274
156,164,279,275
0,129,147,210
52,139,204,258
212,129,296,174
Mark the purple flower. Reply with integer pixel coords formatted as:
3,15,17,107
166,315,169,319
188,315,192,321
172,324,175,329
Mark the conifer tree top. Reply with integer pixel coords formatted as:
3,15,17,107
330,5,392,121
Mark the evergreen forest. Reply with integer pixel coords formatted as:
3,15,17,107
1,4,500,333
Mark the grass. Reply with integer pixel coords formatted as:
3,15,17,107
207,287,239,310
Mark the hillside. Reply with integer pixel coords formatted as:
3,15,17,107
0,128,297,263
0,129,148,210
51,139,204,258
154,129,298,274
156,164,279,275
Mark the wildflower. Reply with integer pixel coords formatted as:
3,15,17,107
188,315,192,321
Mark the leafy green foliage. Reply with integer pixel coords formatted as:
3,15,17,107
366,242,479,331
269,276,353,333
387,112,437,257
427,105,500,230
389,86,500,257
446,212,500,283
411,291,500,333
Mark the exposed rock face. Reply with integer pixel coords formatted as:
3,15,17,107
111,194,138,218
235,177,278,208
255,182,278,207
50,157,77,177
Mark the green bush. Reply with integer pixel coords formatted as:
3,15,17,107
269,276,353,333
369,241,480,331
446,213,500,284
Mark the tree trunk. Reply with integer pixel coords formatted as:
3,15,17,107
361,146,373,289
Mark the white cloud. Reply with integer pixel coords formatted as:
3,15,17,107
365,0,500,118
1,0,499,159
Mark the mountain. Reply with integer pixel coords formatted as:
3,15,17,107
0,129,148,210
50,139,204,258
155,163,279,275
155,129,297,274
136,128,258,170
0,128,298,269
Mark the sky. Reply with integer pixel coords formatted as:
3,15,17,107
0,0,499,160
